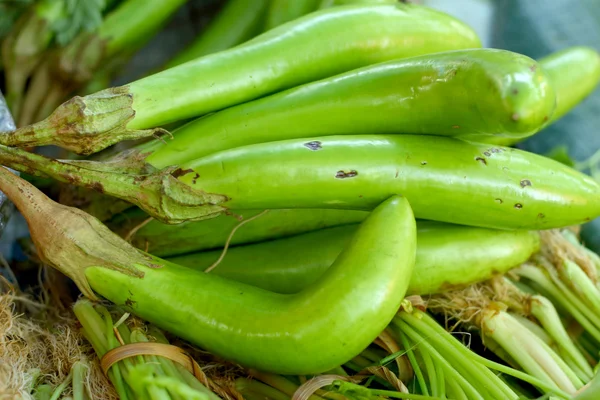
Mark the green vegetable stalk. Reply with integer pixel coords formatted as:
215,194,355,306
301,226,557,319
165,0,270,69
263,0,321,30
0,3,481,154
73,299,219,400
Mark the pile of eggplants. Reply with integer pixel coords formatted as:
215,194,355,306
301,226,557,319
1,1,600,394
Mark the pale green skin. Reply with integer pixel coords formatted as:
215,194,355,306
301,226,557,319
179,134,600,230
86,196,417,374
168,222,541,295
127,3,481,129
147,49,555,168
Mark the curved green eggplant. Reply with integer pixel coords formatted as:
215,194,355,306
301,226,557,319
86,196,417,374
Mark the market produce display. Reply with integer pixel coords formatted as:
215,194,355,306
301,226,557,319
1,1,600,399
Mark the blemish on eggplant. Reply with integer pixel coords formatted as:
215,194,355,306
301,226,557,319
336,170,358,179
537,213,545,219
520,179,532,188
530,64,537,72
514,203,523,209
452,125,460,129
483,151,491,157
543,116,549,122
395,169,399,178
495,198,503,204
511,113,519,121
491,148,501,153
475,157,487,165
421,161,427,165
303,141,322,151
172,168,194,178
512,89,519,95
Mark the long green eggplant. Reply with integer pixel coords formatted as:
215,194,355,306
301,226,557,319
0,166,417,375
146,48,555,168
168,222,541,295
115,207,369,257
176,134,600,230
1,134,598,227
0,3,481,154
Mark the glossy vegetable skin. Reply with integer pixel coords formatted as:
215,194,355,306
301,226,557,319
86,196,417,374
117,207,368,257
169,222,541,295
127,3,481,129
147,49,555,168
177,135,600,230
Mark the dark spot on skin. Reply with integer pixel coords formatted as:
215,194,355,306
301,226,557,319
543,116,549,122
514,203,523,209
520,179,532,188
133,175,147,183
172,168,194,178
475,157,487,165
495,198,503,204
452,125,460,129
511,113,519,121
359,195,363,198
395,170,399,178
530,64,537,72
484,151,491,157
303,141,322,151
491,148,501,153
421,161,427,165
240,292,244,295
512,89,519,95
452,69,458,76
537,213,545,219
192,173,200,185
90,182,104,194
125,297,136,308
336,170,358,179
585,217,591,222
